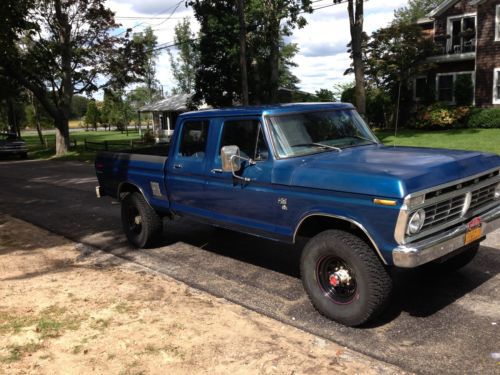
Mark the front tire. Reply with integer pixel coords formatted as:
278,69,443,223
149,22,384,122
121,192,162,248
300,230,392,327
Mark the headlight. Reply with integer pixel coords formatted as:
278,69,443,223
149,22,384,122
495,183,500,200
407,208,426,235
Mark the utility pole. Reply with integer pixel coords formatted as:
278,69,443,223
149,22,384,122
236,0,249,105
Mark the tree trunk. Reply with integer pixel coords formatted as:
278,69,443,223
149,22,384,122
29,91,45,146
55,117,70,156
6,97,20,137
54,0,74,155
34,103,44,146
348,0,366,115
237,0,249,105
265,0,280,104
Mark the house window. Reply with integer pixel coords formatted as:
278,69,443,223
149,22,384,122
414,77,428,101
436,72,475,104
437,75,454,102
494,68,500,104
496,5,500,41
447,14,476,54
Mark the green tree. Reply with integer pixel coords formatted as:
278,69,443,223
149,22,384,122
315,89,335,102
188,0,311,106
71,95,89,119
167,19,200,95
101,90,134,132
393,0,447,24
133,27,160,103
0,0,148,155
365,23,437,127
85,99,100,131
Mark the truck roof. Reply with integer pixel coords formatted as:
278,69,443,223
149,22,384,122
179,102,355,119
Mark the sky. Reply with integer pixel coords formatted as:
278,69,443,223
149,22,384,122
108,0,409,95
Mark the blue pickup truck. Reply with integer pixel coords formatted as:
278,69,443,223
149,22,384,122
95,103,500,326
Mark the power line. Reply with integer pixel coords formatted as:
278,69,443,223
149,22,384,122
114,0,185,37
148,1,349,53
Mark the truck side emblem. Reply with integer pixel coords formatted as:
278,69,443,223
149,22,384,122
150,182,162,197
278,197,288,211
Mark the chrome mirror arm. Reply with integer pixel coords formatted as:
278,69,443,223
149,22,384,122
229,154,255,182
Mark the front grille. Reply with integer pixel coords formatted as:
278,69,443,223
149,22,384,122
470,182,497,211
422,195,465,230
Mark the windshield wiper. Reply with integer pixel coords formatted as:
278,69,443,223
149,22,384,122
349,135,378,144
292,143,342,152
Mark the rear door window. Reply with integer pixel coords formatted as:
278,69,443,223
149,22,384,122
178,120,209,159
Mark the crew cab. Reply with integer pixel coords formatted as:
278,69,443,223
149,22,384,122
95,103,500,326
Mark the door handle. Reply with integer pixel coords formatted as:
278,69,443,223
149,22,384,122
173,164,183,169
210,168,223,174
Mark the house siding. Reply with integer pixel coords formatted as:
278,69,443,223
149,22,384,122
475,0,500,107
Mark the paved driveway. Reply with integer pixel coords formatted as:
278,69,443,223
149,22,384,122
0,159,499,374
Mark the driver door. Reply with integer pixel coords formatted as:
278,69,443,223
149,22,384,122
204,118,277,237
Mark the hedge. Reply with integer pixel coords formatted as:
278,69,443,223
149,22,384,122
467,108,500,128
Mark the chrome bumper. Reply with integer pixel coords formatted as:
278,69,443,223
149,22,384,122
392,204,500,268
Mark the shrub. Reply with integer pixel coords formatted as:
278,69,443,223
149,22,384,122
467,108,500,128
413,104,471,129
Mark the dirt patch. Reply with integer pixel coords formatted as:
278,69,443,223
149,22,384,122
0,214,404,374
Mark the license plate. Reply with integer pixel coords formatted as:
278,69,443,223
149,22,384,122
464,226,482,245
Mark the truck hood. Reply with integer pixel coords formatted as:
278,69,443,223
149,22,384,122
273,145,500,198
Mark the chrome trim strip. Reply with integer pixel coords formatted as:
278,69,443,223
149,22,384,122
393,204,500,268
405,167,499,200
293,213,387,265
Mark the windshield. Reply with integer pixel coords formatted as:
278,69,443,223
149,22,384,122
267,109,379,158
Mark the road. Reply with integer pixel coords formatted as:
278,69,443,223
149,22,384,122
1,159,499,374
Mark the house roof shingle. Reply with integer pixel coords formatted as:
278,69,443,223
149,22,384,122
138,93,192,113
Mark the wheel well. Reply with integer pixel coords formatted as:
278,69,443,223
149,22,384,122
118,183,141,201
295,215,383,261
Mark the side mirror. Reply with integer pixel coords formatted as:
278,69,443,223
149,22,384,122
221,145,242,172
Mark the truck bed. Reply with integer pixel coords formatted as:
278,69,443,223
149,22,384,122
95,145,170,204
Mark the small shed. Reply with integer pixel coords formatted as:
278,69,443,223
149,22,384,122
138,93,192,143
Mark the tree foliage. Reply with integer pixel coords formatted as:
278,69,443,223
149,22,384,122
133,27,160,103
0,0,148,155
167,18,199,95
365,23,437,126
84,99,100,130
101,90,134,132
393,0,447,24
187,0,311,107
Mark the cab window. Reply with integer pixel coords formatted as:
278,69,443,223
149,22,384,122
178,120,209,159
220,120,269,161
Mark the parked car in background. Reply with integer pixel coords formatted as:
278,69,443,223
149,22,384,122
0,132,28,159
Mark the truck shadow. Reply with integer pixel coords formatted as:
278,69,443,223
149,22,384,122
158,218,498,326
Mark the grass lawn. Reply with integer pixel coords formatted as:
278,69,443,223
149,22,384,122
19,127,499,162
22,130,143,162
375,128,500,155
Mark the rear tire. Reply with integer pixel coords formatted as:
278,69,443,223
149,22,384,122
121,192,162,248
300,230,392,327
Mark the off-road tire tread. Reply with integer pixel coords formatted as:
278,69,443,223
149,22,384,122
121,192,162,248
300,229,392,326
